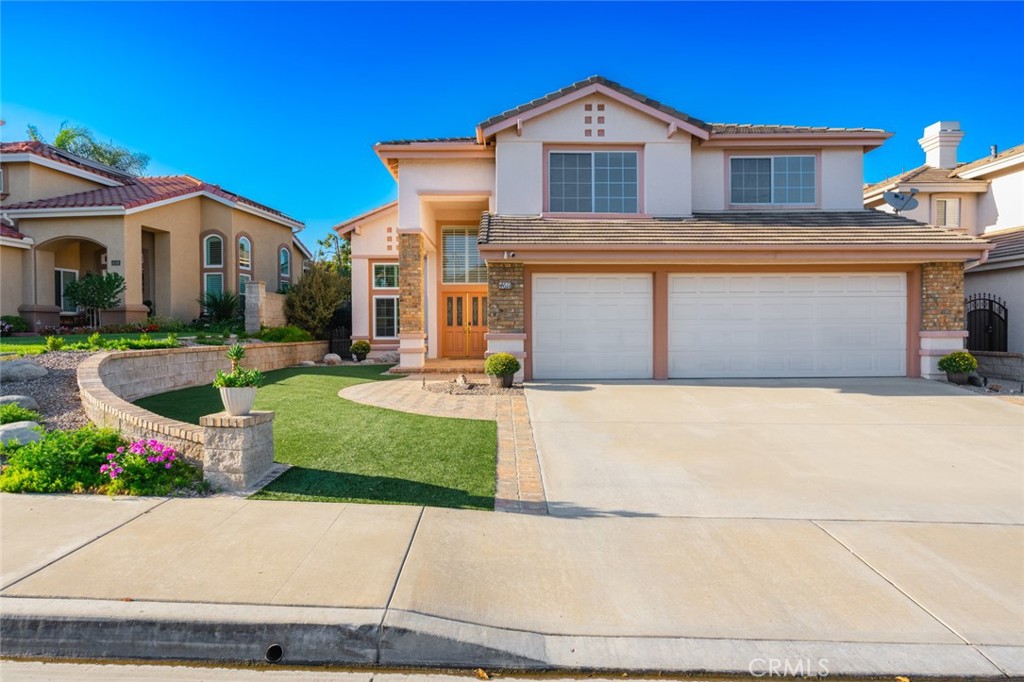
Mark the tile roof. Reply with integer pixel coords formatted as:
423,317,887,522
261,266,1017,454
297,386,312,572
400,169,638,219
0,140,134,182
710,124,887,135
863,165,986,196
1,224,27,240
3,175,301,225
477,75,711,133
952,142,1024,176
981,227,1024,262
478,211,991,247
375,137,479,146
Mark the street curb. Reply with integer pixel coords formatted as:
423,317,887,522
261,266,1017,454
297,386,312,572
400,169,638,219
1,597,1016,677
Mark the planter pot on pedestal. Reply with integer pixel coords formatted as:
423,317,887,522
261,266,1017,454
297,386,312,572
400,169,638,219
219,387,257,416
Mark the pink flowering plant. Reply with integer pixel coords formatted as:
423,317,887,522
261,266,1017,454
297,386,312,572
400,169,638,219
100,438,203,496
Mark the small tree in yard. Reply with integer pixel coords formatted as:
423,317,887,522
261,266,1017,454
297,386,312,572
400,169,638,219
285,263,348,339
63,272,127,327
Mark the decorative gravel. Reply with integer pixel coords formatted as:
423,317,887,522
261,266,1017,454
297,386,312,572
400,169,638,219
0,351,95,430
422,377,523,396
955,379,1024,397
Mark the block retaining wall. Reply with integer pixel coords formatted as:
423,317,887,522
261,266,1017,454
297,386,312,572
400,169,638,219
78,342,328,466
974,351,1024,383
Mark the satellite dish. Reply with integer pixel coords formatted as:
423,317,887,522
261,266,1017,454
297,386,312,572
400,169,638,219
883,188,919,214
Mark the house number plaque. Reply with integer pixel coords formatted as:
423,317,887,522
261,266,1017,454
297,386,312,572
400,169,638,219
498,281,513,290
110,259,122,266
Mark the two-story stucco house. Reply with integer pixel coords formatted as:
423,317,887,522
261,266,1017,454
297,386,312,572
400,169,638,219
864,123,1023,353
1,141,307,328
338,76,990,381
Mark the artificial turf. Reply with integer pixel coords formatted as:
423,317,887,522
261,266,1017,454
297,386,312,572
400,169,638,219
134,365,496,509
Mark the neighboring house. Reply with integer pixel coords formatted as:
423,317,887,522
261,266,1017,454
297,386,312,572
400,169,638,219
0,141,305,328
865,123,1024,353
337,76,990,380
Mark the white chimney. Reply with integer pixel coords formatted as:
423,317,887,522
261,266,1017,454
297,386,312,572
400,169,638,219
918,121,964,169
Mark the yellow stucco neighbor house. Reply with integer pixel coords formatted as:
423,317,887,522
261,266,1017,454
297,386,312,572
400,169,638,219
0,141,307,329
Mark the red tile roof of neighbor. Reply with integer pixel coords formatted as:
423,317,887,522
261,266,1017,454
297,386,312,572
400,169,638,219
2,174,302,224
0,140,134,182
1,224,28,240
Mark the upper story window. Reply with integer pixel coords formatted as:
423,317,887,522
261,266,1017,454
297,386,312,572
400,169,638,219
204,234,224,267
442,226,486,284
279,247,291,277
935,198,960,227
549,151,638,213
238,237,252,270
730,155,816,205
374,263,399,288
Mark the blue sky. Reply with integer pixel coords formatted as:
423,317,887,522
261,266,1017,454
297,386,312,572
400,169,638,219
2,1,1021,248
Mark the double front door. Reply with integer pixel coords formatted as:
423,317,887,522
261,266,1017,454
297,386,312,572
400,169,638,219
442,291,487,357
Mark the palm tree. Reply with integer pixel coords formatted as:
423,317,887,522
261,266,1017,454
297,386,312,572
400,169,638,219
27,122,149,175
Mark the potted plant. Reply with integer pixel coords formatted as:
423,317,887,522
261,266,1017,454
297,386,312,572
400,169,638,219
936,350,978,385
350,339,371,362
485,352,521,388
212,344,264,415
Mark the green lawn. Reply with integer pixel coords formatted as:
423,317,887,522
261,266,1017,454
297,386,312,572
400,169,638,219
0,333,179,356
135,365,497,509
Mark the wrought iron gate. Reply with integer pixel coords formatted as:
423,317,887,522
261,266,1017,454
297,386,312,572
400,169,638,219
965,293,1008,352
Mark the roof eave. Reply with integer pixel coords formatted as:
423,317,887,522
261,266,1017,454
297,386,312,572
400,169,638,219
331,200,398,234
703,132,892,150
956,153,1024,179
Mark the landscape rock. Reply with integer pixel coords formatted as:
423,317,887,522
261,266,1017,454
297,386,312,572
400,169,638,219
0,394,40,410
0,421,43,445
378,351,400,364
296,360,317,367
323,353,342,365
0,360,48,382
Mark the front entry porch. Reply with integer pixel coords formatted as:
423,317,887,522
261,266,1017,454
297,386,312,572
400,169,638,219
440,289,488,358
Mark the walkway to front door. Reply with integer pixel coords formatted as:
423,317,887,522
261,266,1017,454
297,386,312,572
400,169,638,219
442,291,487,357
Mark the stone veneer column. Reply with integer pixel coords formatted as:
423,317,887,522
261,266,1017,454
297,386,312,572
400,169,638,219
486,262,526,381
919,262,968,380
200,411,275,491
244,281,265,334
398,233,426,369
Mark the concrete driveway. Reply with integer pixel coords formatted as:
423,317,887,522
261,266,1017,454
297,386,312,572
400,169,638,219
525,378,1024,522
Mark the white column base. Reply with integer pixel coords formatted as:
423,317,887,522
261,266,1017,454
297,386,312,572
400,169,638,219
486,332,526,383
920,331,969,380
398,333,426,370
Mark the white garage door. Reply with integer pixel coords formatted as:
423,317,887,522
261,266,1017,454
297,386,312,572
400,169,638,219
533,274,653,379
669,273,906,378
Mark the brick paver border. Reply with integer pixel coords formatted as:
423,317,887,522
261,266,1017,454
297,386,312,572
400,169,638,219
339,377,547,514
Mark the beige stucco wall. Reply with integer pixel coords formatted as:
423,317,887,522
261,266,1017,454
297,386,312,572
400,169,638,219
127,197,202,319
1,162,108,206
821,148,865,210
495,142,543,214
691,147,726,211
1,244,25,316
348,204,399,339
397,159,496,232
965,266,1024,354
871,191,979,232
977,168,1024,234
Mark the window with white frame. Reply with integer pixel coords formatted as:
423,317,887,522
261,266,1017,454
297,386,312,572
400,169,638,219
935,198,960,227
373,296,399,338
238,274,251,295
238,237,252,270
730,155,816,205
204,235,224,267
54,269,78,313
442,226,486,284
549,151,638,213
204,272,224,297
373,263,399,288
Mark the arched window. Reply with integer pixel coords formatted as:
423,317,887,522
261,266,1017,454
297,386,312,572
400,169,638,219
279,247,291,291
204,235,223,267
238,237,252,270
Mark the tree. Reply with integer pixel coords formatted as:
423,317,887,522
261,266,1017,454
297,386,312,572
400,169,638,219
27,122,150,175
284,264,349,339
315,232,351,275
63,273,127,327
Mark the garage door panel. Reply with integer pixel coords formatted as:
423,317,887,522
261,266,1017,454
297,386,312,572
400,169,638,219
533,274,652,379
669,274,906,378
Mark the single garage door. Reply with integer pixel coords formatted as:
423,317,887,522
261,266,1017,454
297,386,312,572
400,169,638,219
669,273,906,378
533,274,653,379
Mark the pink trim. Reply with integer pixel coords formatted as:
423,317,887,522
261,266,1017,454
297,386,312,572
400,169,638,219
478,83,711,141
332,200,397,233
542,144,645,214
398,332,426,340
919,331,970,338
919,348,963,356
485,332,527,341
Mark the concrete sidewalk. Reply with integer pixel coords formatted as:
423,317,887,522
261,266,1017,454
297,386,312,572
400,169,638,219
2,494,1021,677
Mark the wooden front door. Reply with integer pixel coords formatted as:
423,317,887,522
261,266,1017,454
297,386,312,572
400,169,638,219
442,291,488,357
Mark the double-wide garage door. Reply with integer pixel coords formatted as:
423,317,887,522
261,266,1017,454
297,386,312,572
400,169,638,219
532,273,907,379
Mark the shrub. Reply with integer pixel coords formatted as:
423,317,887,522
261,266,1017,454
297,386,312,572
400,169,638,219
100,439,203,496
937,351,978,374
0,321,12,338
62,333,180,352
285,264,349,339
0,425,124,493
484,352,521,377
45,336,65,352
258,326,313,343
1,316,30,333
197,290,241,325
0,404,42,425
350,339,371,355
62,272,127,327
